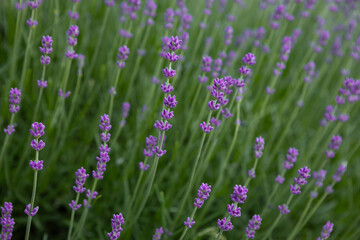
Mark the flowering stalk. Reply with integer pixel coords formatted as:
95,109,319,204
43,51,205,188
25,122,46,240
19,0,41,89
129,36,181,227
287,163,346,240
263,167,311,239
67,167,89,240
109,45,130,118
0,88,22,185
73,114,112,239
107,212,125,240
179,183,211,240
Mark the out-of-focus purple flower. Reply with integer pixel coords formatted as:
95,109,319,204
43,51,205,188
242,53,256,65
69,200,81,211
278,204,290,214
164,8,174,29
254,136,265,159
200,122,213,133
8,88,22,114
184,217,195,228
68,10,79,20
107,213,125,240
121,102,130,119
139,162,150,171
104,0,115,7
276,174,285,184
117,45,130,69
313,170,327,187
37,79,47,88
317,221,334,240
245,214,262,238
248,169,255,178
333,163,346,182
58,89,71,98
152,227,164,240
224,26,233,45
284,147,298,170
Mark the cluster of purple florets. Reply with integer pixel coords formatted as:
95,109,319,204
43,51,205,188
107,213,125,240
4,88,22,135
117,45,130,69
1,202,15,240
66,25,80,59
29,122,46,171
92,114,112,179
217,185,248,232
290,166,311,195
325,135,342,159
245,214,262,239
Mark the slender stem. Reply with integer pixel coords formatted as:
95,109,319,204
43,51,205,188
179,207,197,240
66,69,83,129
32,65,47,122
261,169,286,215
0,114,15,174
286,187,319,240
126,157,148,219
109,68,121,119
263,194,293,240
171,111,212,230
130,132,165,227
67,193,80,240
244,157,259,187
20,9,35,89
24,149,40,240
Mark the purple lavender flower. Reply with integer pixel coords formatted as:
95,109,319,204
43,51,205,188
242,53,256,65
284,147,299,170
245,214,262,238
66,25,79,59
160,82,174,93
230,185,248,204
24,204,39,217
73,167,89,193
217,218,233,231
163,95,177,108
26,18,38,27
201,56,213,73
313,170,327,186
291,167,311,194
333,163,347,182
121,102,130,119
1,202,15,240
278,204,290,214
39,35,53,65
3,125,15,135
254,136,265,159
193,183,211,208
200,122,213,133
163,67,176,78
139,162,150,171
117,45,130,69
227,203,241,217
93,114,112,179
107,213,125,240
317,221,334,240
275,174,285,184
164,8,174,29
69,200,81,211
224,26,233,45
248,169,255,178
58,89,71,98
8,87,22,114
37,79,47,88
143,135,157,157
152,227,164,240
325,135,342,159
184,217,195,228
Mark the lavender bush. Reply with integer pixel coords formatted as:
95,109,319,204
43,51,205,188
0,0,359,239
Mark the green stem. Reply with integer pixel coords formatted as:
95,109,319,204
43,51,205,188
261,169,286,216
171,111,212,230
67,193,80,240
286,186,319,240
0,114,15,174
263,194,293,239
24,148,40,240
108,68,121,119
20,9,35,89
179,207,197,240
126,156,148,219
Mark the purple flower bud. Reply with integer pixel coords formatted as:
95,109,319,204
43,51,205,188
230,185,248,204
275,175,285,184
200,122,213,133
107,213,125,240
69,200,81,211
24,204,39,217
317,221,334,240
163,95,177,108
254,136,265,158
217,217,233,231
278,204,290,214
73,167,89,193
227,203,241,217
332,163,346,182
246,214,262,238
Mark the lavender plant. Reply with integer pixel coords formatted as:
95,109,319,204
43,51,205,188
0,0,360,239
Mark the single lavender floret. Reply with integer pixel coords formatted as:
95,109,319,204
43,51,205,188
107,213,125,240
278,204,290,214
275,174,285,184
317,221,334,240
184,217,195,228
24,204,39,216
245,214,262,238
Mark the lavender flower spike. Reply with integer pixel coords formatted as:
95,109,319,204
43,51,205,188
317,221,334,240
254,136,265,158
245,214,262,239
73,167,89,193
1,202,15,240
107,213,125,240
193,183,211,208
